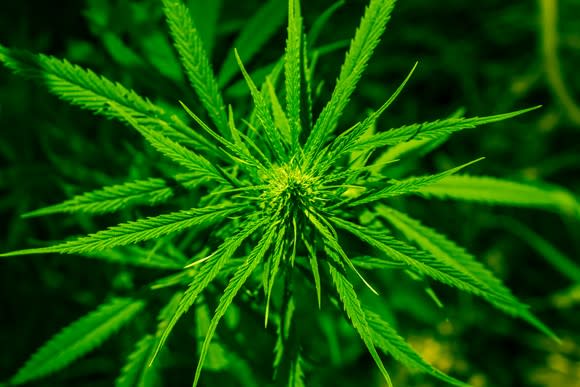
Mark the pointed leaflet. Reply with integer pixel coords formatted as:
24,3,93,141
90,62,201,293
364,308,469,387
305,209,379,295
1,204,242,256
418,175,580,219
346,158,483,207
327,260,393,387
315,62,417,175
179,101,266,172
266,77,292,146
234,50,287,162
353,106,541,151
370,108,465,171
149,218,266,366
304,0,396,157
0,44,208,148
377,205,515,297
23,174,201,217
161,0,228,134
377,205,552,333
111,103,228,184
265,225,287,327
302,235,322,308
331,217,558,339
193,223,278,386
285,0,303,141
10,298,144,385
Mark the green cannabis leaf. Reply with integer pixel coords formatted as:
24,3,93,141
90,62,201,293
2,0,577,386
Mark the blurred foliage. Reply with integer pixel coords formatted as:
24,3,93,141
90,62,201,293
0,0,579,386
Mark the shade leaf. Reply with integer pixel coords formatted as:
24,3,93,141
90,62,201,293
23,174,201,217
1,204,242,256
162,0,228,134
10,298,144,385
418,175,580,218
327,260,392,387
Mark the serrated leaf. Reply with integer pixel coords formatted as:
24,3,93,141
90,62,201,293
285,0,303,141
0,44,209,149
332,216,558,340
418,175,580,219
322,62,417,172
1,204,242,256
327,261,393,387
162,0,228,134
304,0,396,157
11,298,144,385
115,335,157,387
265,225,287,327
346,158,483,207
23,174,201,217
193,223,277,386
150,218,265,366
111,103,228,183
353,106,541,151
364,308,468,387
234,50,287,162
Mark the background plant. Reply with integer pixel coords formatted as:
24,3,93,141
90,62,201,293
1,0,579,386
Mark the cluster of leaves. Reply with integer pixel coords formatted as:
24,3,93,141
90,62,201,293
1,0,579,386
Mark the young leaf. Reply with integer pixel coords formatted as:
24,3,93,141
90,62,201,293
1,204,242,256
193,223,277,387
315,62,417,174
161,0,228,134
10,298,144,385
327,261,393,387
234,50,287,162
353,106,541,151
304,0,396,157
417,175,580,219
346,158,484,207
285,0,303,140
364,308,468,387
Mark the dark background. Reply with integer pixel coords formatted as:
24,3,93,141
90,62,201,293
1,0,579,386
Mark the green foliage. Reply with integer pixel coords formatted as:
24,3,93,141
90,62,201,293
1,0,577,386
10,298,144,385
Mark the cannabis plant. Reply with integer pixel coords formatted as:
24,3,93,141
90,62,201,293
1,0,579,386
